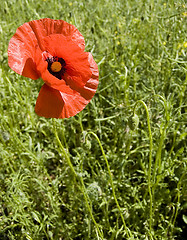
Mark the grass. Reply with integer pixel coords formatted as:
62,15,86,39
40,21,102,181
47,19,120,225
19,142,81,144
0,0,187,239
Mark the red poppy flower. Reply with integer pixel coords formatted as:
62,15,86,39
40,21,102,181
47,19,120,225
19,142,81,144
8,18,99,118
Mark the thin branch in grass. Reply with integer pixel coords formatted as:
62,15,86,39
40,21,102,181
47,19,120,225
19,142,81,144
52,119,104,240
133,100,153,234
85,131,132,239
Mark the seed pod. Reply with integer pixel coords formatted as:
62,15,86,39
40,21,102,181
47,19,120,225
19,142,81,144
128,114,139,130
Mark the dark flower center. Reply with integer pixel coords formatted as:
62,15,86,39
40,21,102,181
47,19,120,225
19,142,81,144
46,56,66,80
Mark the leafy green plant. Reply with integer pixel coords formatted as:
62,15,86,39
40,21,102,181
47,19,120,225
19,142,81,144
0,0,186,239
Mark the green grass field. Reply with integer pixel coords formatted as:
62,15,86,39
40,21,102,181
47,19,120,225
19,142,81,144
0,0,187,239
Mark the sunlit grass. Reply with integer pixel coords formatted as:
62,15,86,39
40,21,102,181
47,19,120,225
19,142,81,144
0,0,186,239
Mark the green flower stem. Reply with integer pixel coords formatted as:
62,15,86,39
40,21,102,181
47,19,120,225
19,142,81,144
133,100,153,233
153,95,168,182
86,131,132,238
52,119,104,240
172,172,186,227
53,120,77,177
79,173,104,239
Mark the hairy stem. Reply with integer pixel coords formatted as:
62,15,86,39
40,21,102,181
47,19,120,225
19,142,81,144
133,100,153,233
86,131,132,238
52,119,104,239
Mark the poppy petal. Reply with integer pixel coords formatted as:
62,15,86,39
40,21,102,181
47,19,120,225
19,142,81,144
64,52,99,100
8,18,85,79
34,43,99,102
35,52,99,119
34,34,98,93
79,52,99,100
8,22,40,79
42,34,92,87
29,18,85,50
34,46,77,94
35,84,88,118
8,18,99,119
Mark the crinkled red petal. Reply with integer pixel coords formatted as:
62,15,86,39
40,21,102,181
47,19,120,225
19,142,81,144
8,18,85,79
35,84,88,119
35,40,99,96
34,46,77,94
36,34,92,89
29,18,85,51
8,18,99,118
79,53,99,100
8,23,40,79
63,52,99,100
35,52,99,119
35,84,64,118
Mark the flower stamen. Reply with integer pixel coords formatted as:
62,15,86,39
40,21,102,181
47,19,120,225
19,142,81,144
46,56,66,79
51,62,62,72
